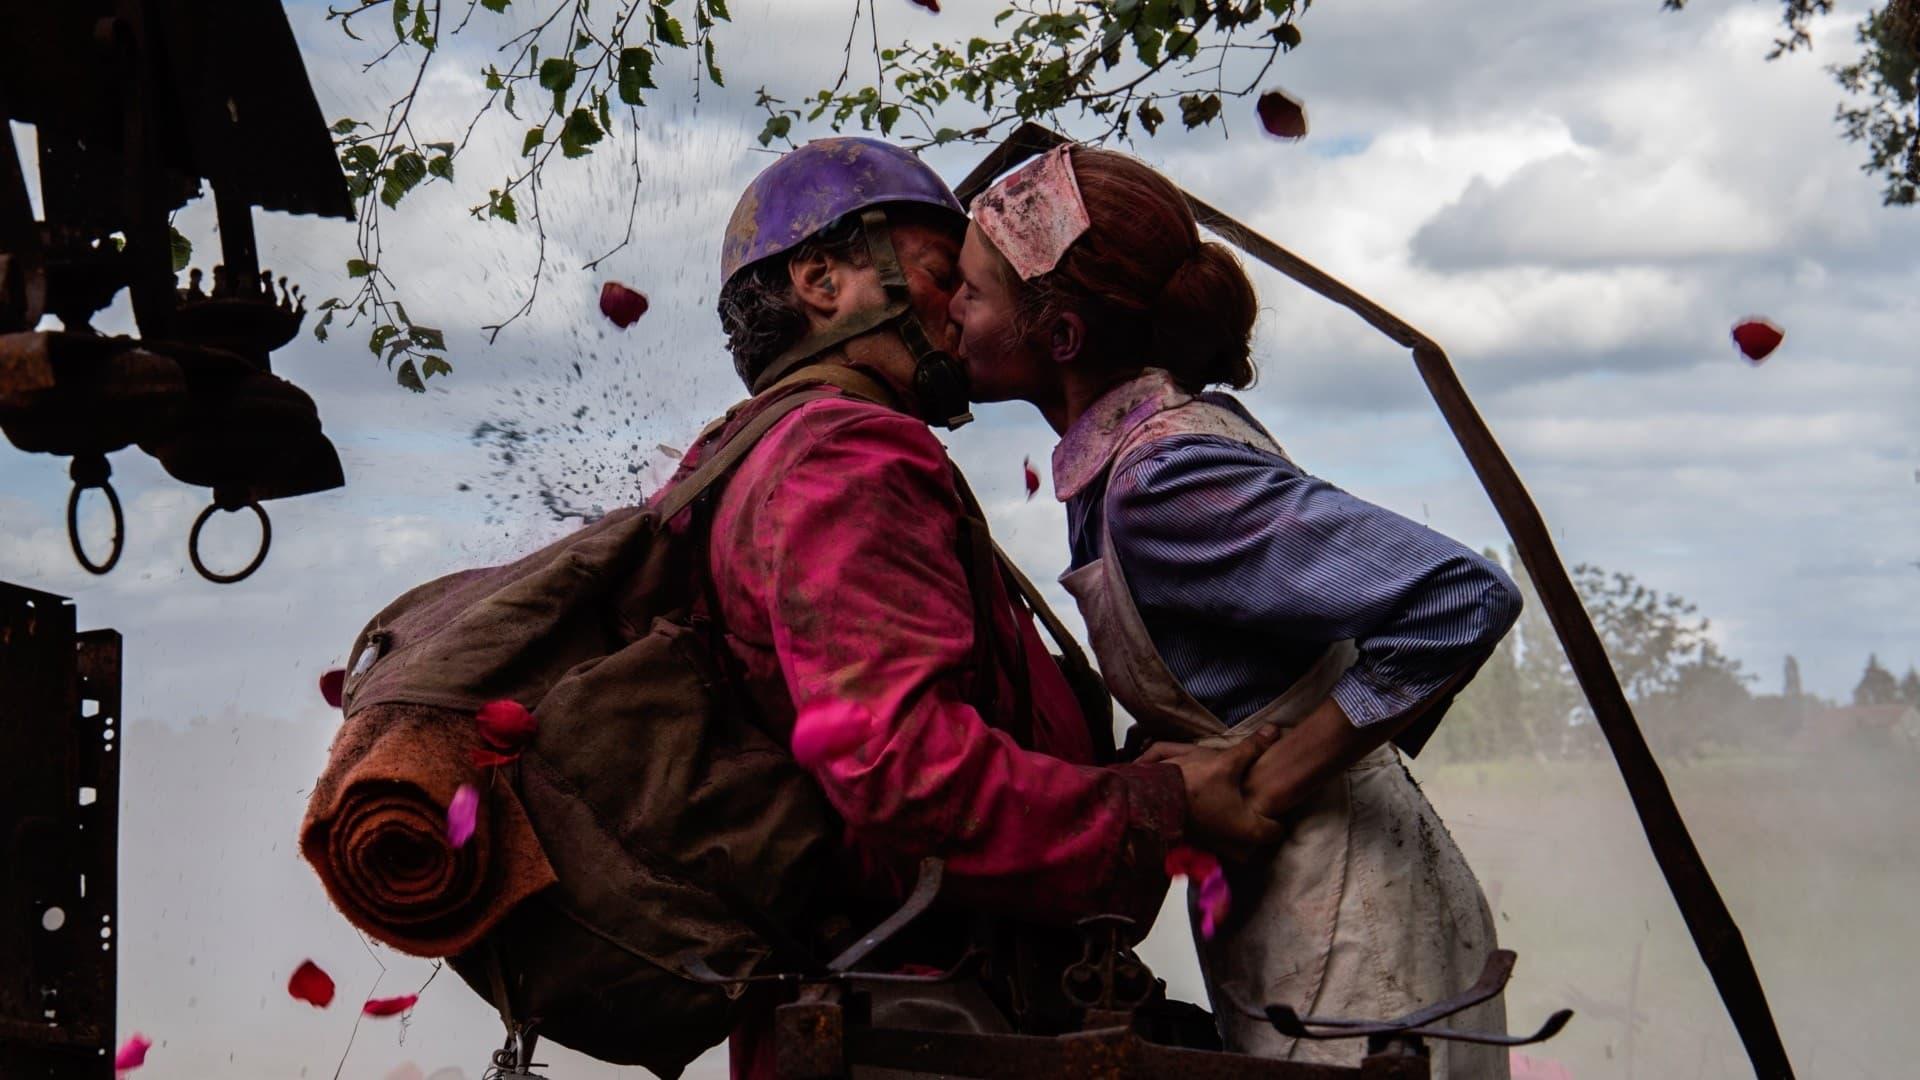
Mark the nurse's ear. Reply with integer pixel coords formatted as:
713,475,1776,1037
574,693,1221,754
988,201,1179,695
1049,311,1085,367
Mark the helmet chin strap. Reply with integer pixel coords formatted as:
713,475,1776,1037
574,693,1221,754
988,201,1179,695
750,208,974,430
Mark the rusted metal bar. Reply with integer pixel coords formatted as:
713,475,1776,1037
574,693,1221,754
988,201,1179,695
954,123,1793,1078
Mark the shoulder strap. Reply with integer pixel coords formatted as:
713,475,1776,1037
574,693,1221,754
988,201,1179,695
653,362,896,524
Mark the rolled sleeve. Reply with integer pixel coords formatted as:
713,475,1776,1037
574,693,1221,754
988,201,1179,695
1108,435,1523,730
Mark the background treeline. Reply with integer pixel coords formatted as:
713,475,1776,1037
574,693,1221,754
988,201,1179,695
1427,549,1920,763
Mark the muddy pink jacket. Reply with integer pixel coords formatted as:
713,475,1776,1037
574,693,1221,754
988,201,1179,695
660,386,1186,923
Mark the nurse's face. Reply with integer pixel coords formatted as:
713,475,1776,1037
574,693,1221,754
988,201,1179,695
948,222,1058,407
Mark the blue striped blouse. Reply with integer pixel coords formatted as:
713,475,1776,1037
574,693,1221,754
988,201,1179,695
1064,395,1522,756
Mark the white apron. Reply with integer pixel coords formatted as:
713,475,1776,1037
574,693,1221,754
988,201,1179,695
1057,390,1509,1078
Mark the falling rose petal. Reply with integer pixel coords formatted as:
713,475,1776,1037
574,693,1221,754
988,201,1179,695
1023,457,1041,501
907,0,940,11
113,1032,152,1071
1730,316,1784,364
475,699,538,752
1256,89,1309,141
318,669,345,709
362,994,420,1017
288,959,336,1008
470,747,521,768
1164,844,1221,882
1195,868,1233,941
447,783,480,849
598,281,650,328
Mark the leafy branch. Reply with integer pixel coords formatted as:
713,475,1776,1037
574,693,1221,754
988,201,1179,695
318,0,728,390
755,0,1307,151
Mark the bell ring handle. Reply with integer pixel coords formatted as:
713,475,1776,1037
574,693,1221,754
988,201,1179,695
66,478,126,576
188,500,272,584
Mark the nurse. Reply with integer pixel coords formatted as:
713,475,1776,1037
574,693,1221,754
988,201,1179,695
948,144,1521,1077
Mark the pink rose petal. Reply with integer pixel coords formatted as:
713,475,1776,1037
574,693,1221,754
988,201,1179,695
114,1032,152,1071
288,959,336,1008
1023,457,1041,501
1195,868,1233,941
362,993,419,1017
318,668,345,709
447,783,479,849
599,281,650,328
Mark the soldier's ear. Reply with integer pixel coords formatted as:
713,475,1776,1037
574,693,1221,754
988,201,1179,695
788,249,841,319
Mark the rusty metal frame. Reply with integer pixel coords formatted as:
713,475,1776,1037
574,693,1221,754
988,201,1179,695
0,582,121,1079
952,124,1794,1078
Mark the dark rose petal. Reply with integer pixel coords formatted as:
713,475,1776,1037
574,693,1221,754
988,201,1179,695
599,281,650,328
362,994,420,1017
447,784,479,849
1256,89,1309,141
1730,317,1784,363
1163,844,1221,881
470,747,521,769
288,960,336,1008
318,669,345,709
907,0,940,11
475,700,537,751
1023,457,1041,501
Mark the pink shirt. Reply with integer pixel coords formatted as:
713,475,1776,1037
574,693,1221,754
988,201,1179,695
664,387,1185,922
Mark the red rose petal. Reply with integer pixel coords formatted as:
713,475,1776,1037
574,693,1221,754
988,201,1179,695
475,700,537,752
318,669,345,709
1730,316,1783,363
288,959,336,1008
362,994,419,1017
114,1032,152,1071
1023,457,1041,501
1164,844,1221,881
447,783,479,849
907,0,940,11
599,281,650,328
1256,89,1309,140
470,747,521,768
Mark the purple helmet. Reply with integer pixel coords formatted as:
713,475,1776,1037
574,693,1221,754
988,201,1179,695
720,137,965,286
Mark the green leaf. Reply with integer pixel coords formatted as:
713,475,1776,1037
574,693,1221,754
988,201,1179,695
597,90,612,131
168,225,192,273
539,57,577,110
421,356,454,379
379,151,428,208
932,127,962,145
392,0,409,41
1271,22,1301,48
522,126,545,156
313,309,333,342
1178,92,1221,129
485,67,503,90
428,153,453,180
757,113,792,147
346,258,374,278
481,0,511,11
703,38,724,86
559,107,604,158
651,3,687,47
369,323,399,356
492,190,518,224
877,103,900,134
618,47,656,103
396,359,425,392
330,117,362,135
409,325,447,351
707,0,730,20
1137,100,1164,135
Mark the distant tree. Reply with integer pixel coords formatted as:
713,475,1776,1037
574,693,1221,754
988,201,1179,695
1854,653,1902,705
1429,549,1527,762
1901,666,1920,707
1783,654,1804,699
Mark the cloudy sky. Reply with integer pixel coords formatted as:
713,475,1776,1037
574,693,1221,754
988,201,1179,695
3,0,1917,1076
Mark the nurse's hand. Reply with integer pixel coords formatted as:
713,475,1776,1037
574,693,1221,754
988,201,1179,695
1159,726,1288,860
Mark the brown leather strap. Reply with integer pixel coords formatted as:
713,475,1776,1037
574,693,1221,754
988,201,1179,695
654,382,846,523
961,124,1794,1078
990,538,1115,763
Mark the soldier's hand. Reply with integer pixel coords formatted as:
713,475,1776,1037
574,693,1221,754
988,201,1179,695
1168,726,1287,861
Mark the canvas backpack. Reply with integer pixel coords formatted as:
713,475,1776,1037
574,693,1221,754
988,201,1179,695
330,370,1109,1077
